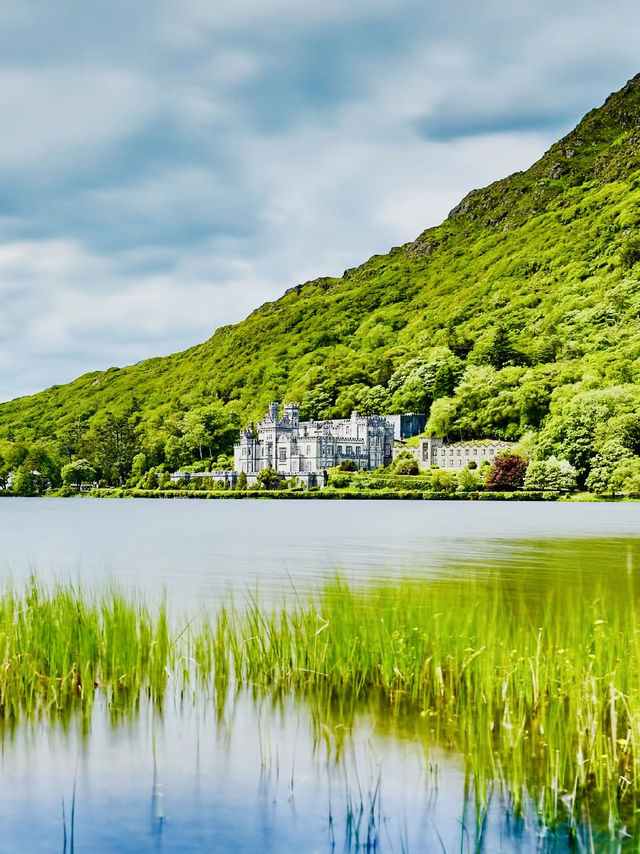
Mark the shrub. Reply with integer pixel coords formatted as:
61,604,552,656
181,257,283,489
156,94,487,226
457,467,480,492
257,467,280,490
486,453,528,491
394,457,419,475
330,473,351,488
429,469,455,493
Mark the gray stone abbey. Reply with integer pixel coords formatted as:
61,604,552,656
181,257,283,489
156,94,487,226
234,402,395,485
169,402,513,487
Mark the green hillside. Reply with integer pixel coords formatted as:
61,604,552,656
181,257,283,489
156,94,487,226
3,73,640,491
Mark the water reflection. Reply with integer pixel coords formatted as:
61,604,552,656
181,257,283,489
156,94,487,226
0,499,639,851
0,498,639,606
3,690,633,853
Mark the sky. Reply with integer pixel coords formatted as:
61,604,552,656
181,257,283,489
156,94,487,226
1,0,640,403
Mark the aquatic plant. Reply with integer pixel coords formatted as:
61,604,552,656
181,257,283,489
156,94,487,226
0,578,171,724
199,572,640,837
7,571,640,842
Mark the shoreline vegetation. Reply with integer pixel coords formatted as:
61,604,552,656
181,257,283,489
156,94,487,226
17,487,629,501
3,574,640,843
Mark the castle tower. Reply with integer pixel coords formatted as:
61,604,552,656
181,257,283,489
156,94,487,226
268,401,279,421
283,402,299,428
234,422,257,474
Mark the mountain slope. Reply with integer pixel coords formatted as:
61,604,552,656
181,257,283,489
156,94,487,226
3,73,640,480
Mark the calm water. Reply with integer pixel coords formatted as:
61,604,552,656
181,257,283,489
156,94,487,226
1,497,640,604
1,497,639,853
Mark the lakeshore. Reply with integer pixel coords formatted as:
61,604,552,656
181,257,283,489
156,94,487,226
26,486,634,501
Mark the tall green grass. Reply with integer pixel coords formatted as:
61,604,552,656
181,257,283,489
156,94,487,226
4,572,640,838
195,573,640,834
0,578,170,724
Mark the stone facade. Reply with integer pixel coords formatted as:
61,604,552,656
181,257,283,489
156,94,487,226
416,437,515,470
234,402,394,481
170,469,238,487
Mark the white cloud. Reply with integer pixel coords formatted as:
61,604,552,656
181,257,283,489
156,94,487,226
0,238,286,398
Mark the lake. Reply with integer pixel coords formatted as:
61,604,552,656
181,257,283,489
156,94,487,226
0,497,639,852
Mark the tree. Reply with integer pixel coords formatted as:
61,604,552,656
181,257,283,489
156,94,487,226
300,385,333,420
485,453,528,491
586,441,640,495
469,324,517,369
619,464,640,495
457,467,480,492
237,471,248,490
433,363,457,399
425,397,457,440
181,403,238,460
61,459,96,490
165,435,188,470
57,419,89,463
0,453,8,490
538,386,639,481
181,410,209,460
607,413,640,454
92,410,139,484
513,431,539,462
131,453,148,480
6,443,28,470
142,431,167,468
143,469,159,489
11,469,36,496
388,349,463,413
514,381,551,429
620,234,640,268
376,358,393,387
24,444,62,489
523,457,577,492
357,385,390,415
257,467,280,490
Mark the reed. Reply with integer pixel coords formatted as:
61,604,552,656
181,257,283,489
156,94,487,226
4,571,640,840
200,572,640,836
0,578,172,723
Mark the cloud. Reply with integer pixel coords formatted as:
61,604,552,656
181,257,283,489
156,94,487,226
0,68,158,174
153,0,406,47
0,238,280,399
